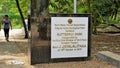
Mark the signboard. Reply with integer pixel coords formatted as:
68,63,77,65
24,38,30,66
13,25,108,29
51,14,91,59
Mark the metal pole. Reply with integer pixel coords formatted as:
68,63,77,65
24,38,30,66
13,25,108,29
74,0,76,13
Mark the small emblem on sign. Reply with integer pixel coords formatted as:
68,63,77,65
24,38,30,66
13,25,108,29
68,18,72,24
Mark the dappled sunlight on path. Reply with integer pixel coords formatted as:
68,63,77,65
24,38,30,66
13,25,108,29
0,28,30,68
0,28,27,42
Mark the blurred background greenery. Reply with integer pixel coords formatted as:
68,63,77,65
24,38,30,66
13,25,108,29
0,0,120,34
49,0,120,34
0,0,30,29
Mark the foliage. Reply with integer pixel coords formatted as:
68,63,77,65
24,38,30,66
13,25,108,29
49,0,74,13
49,0,89,13
49,0,120,21
0,0,30,28
90,0,120,34
77,6,88,13
91,0,120,22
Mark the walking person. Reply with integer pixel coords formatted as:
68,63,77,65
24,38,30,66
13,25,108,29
1,15,12,41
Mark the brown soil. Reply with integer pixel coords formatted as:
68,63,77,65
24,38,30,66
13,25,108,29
92,33,120,54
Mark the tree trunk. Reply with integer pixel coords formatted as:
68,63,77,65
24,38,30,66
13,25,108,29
36,0,49,39
87,0,91,13
31,0,50,64
93,13,97,34
15,0,28,38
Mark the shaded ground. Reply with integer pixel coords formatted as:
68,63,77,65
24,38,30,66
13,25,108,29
0,29,30,68
92,33,120,55
32,57,116,68
31,24,118,68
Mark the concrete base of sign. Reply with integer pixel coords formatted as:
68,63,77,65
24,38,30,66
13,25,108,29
96,51,120,68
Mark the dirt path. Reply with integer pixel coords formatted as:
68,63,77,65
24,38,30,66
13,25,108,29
0,29,30,68
0,27,119,68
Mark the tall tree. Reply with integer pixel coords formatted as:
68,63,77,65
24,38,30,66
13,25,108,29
15,0,28,38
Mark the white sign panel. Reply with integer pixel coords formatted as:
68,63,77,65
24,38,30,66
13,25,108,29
51,17,89,59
